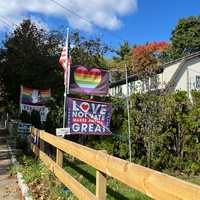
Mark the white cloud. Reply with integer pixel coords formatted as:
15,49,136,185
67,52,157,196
0,0,137,31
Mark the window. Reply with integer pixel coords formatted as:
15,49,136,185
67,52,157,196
150,75,158,90
144,78,150,91
129,82,135,94
117,86,122,96
196,76,200,89
113,85,122,96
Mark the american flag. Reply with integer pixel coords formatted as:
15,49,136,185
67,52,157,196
59,47,71,70
59,47,71,85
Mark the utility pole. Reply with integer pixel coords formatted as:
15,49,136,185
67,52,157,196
125,64,132,162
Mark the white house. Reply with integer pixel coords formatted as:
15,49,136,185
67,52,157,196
109,52,200,98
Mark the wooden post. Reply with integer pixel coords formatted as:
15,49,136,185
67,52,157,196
40,139,45,152
39,130,45,152
96,150,107,200
96,170,107,200
56,148,63,167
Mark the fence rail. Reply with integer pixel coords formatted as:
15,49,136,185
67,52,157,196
31,128,200,200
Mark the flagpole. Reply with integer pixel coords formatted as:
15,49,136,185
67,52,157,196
63,28,69,128
67,31,71,95
125,64,132,162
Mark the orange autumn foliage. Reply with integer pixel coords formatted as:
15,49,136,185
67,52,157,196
132,41,169,75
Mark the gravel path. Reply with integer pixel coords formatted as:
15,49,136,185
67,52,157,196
0,129,22,200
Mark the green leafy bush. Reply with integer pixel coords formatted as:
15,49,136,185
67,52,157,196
17,155,74,200
31,110,41,128
19,110,31,123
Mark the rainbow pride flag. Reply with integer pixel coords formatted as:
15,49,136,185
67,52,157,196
70,65,109,96
74,66,102,89
20,86,51,106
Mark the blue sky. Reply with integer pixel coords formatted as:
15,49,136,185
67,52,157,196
101,0,200,48
0,0,199,49
120,0,200,44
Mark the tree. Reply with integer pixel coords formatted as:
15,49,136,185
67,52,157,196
162,16,200,61
31,110,41,128
109,41,133,81
0,19,62,107
0,19,112,119
113,41,132,61
171,92,191,159
70,32,110,68
131,93,174,167
132,41,169,76
19,110,31,123
172,16,200,56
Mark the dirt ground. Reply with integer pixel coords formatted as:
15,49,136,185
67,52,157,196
0,129,22,200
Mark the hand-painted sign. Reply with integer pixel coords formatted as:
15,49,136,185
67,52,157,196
67,97,112,135
20,104,49,122
69,65,109,96
20,86,51,106
20,86,51,121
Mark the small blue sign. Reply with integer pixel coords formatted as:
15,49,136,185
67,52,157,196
17,122,32,134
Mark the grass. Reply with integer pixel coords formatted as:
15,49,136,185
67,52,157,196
63,156,151,200
163,169,200,186
12,151,199,200
172,174,200,186
12,151,152,200
181,176,200,185
11,153,73,200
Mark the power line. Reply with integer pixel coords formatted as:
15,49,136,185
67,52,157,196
0,0,129,45
50,0,93,27
48,0,130,75
0,17,12,29
0,4,128,74
49,0,125,43
0,15,15,26
0,0,127,46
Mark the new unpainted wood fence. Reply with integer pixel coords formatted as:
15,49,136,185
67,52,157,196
31,128,200,200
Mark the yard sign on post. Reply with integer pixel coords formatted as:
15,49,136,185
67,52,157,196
67,97,112,135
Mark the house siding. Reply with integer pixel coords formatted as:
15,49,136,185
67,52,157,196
161,62,181,86
109,55,200,97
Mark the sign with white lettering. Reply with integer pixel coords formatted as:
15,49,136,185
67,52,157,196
20,104,49,122
67,97,112,135
17,122,32,134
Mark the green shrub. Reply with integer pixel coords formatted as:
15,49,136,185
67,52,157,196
31,110,41,128
19,110,31,123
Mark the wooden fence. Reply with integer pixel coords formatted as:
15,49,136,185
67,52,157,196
31,128,200,200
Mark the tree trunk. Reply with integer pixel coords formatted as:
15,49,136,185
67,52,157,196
147,139,151,168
